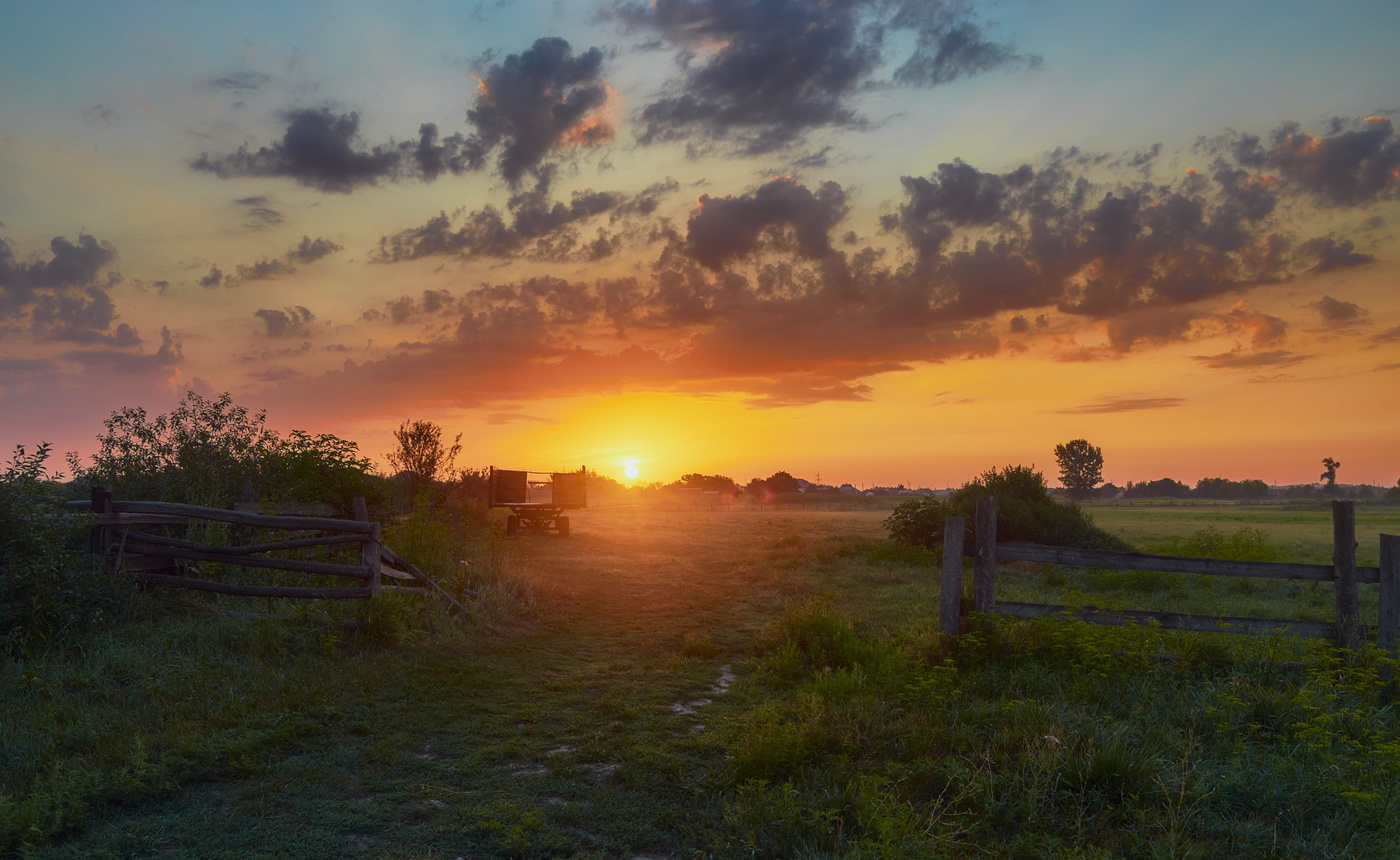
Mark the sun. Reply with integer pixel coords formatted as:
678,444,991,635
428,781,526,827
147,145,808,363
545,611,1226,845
625,464,639,480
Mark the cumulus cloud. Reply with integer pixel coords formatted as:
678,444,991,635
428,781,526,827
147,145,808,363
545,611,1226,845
61,326,183,373
1302,237,1374,272
191,37,613,190
687,177,849,270
0,232,150,347
191,109,406,193
362,289,460,324
255,306,316,337
376,171,678,262
609,0,1036,154
467,37,614,185
208,236,344,286
1311,295,1367,324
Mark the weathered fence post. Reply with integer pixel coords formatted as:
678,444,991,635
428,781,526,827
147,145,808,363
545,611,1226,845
974,497,998,613
1380,534,1399,653
940,516,966,636
89,486,112,556
353,497,382,595
1332,500,1360,650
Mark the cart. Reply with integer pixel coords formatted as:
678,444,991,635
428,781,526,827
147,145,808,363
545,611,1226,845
488,467,586,536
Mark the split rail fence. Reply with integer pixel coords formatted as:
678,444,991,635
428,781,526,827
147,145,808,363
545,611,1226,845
941,498,1399,651
73,488,467,613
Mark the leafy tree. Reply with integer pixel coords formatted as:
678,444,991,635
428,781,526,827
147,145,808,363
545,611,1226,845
1123,477,1192,499
1320,457,1341,488
1054,439,1103,501
766,471,801,494
385,420,461,484
1193,477,1269,500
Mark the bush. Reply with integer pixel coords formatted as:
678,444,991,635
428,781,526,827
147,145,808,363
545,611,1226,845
0,443,122,655
885,465,1131,552
89,391,374,515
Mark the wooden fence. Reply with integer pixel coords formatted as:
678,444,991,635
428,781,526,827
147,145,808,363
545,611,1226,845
941,498,1399,651
75,488,467,612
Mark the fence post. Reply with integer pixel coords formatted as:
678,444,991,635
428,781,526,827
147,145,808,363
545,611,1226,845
353,497,382,596
89,486,112,557
1332,500,1360,650
940,516,966,636
974,497,998,613
1380,534,1399,653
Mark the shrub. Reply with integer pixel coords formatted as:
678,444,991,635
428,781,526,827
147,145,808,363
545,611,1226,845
0,444,121,655
89,391,374,514
885,465,1131,552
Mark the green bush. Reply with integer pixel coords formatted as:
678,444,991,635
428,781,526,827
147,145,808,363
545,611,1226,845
0,443,122,655
884,465,1131,552
89,391,374,514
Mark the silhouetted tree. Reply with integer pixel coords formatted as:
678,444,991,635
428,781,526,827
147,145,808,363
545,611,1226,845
1054,439,1103,501
1320,457,1341,487
386,419,461,484
766,471,801,494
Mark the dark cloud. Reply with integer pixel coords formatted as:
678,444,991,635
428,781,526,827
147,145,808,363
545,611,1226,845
1008,314,1030,333
609,0,1034,154
0,233,144,347
1302,237,1374,272
376,172,677,263
213,236,343,285
0,233,118,316
362,289,460,324
255,306,315,337
1264,116,1400,207
191,109,406,193
1055,396,1186,414
467,37,614,185
1311,295,1367,324
285,235,343,264
209,72,270,94
687,177,849,270
61,326,182,373
1193,349,1309,369
237,197,285,231
1371,325,1400,344
1218,302,1287,348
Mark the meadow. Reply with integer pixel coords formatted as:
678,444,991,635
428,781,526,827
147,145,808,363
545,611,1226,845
4,502,1400,858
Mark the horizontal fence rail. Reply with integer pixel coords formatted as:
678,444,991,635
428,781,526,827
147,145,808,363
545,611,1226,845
75,488,468,614
962,543,1381,584
942,498,1398,651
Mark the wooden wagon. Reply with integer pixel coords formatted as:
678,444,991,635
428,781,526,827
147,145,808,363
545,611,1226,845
488,467,586,536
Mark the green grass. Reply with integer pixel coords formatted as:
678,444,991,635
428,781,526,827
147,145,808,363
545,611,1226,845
6,504,1400,858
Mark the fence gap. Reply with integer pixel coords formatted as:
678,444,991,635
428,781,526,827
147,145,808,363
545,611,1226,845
940,516,966,636
974,497,998,613
1332,500,1360,650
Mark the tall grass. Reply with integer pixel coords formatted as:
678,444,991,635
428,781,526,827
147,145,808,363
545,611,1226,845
711,599,1400,858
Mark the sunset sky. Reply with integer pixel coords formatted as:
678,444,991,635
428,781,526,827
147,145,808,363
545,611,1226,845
2,0,1397,488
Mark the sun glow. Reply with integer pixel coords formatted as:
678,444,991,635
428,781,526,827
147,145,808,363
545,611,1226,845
625,464,639,480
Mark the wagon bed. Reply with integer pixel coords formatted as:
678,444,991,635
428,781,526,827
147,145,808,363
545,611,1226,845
488,467,586,536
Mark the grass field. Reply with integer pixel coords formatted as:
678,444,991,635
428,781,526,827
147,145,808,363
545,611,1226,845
6,503,1400,858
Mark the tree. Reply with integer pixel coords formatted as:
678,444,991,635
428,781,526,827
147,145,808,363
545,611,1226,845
1320,457,1341,488
1054,439,1103,501
766,471,800,494
386,420,461,484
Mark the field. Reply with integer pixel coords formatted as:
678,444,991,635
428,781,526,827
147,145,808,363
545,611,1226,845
6,503,1400,858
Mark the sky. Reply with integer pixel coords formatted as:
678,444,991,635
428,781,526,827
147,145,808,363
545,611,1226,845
2,0,1398,489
